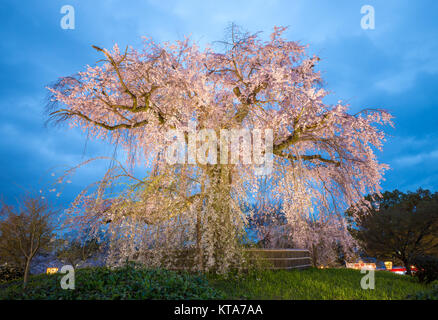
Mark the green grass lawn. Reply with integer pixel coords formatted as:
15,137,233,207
207,268,431,300
0,265,434,300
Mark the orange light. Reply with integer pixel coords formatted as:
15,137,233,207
384,261,393,270
346,262,376,270
46,267,59,274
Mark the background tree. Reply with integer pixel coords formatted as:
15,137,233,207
284,210,358,267
47,25,392,272
56,237,100,269
348,189,438,275
247,194,358,267
0,195,58,287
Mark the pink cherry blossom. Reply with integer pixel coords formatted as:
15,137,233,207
47,26,392,271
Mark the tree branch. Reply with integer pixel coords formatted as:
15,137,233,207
50,109,149,131
276,152,341,167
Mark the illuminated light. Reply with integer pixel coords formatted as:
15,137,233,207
384,261,393,270
346,262,376,270
46,267,59,274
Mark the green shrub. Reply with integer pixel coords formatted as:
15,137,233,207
406,282,438,300
0,264,24,283
0,263,224,300
412,255,438,284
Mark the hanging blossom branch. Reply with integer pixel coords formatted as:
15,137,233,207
46,25,393,271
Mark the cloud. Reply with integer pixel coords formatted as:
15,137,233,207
394,149,438,167
1,0,438,206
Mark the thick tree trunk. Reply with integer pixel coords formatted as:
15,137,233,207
23,259,31,289
196,172,206,272
196,210,204,271
402,259,412,276
312,244,318,267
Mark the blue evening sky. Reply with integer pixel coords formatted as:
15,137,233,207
1,0,437,207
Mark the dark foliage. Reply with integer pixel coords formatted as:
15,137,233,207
412,255,438,284
0,263,224,300
406,282,438,300
0,264,24,283
347,189,438,275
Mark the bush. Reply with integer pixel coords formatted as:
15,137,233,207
412,255,438,284
0,263,224,300
0,264,24,283
406,282,438,300
56,238,101,269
